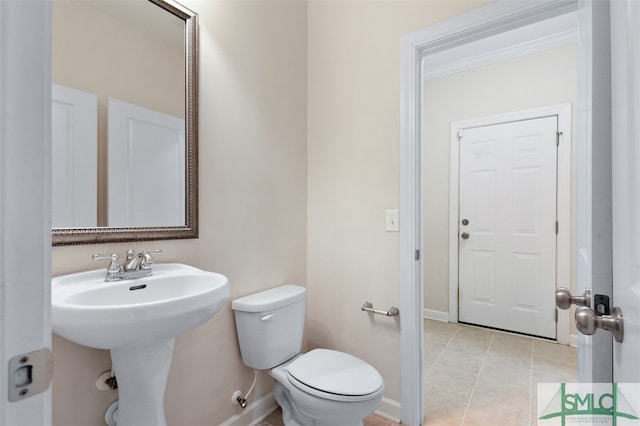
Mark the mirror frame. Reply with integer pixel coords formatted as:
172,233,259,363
53,0,198,246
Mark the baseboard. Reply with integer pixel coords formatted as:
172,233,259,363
219,393,278,426
423,308,449,322
375,397,402,424
220,391,401,425
570,334,578,348
220,392,401,426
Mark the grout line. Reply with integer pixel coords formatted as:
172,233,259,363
424,324,461,379
528,340,534,426
424,322,574,426
460,331,496,426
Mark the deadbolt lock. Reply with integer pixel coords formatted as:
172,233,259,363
461,219,469,226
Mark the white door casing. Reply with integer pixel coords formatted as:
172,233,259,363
108,98,185,227
399,1,617,424
0,0,52,424
457,116,558,338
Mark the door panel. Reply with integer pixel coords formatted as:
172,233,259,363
51,84,97,227
459,116,558,338
573,0,638,386
611,0,640,383
575,0,613,383
107,98,185,227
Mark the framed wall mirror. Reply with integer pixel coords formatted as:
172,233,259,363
51,0,198,246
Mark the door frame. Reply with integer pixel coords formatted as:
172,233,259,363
448,104,573,344
398,1,601,424
0,0,52,424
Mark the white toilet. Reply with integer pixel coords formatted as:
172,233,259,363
231,285,384,426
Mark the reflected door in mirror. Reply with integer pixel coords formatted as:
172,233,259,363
52,0,187,229
52,84,97,228
108,98,185,227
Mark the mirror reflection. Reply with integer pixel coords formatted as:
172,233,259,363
52,0,187,229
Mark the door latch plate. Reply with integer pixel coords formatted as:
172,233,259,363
8,348,53,402
593,294,611,316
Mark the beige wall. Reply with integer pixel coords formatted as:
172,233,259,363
307,0,488,404
52,0,185,118
51,1,307,424
422,44,577,316
50,0,521,424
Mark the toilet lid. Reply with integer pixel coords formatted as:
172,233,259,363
287,349,383,397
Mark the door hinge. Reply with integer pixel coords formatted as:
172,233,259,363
457,129,464,140
555,221,559,234
556,131,562,146
415,249,420,261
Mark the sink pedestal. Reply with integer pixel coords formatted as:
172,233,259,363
52,264,230,425
110,339,175,426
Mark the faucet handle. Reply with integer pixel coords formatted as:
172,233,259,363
140,249,162,269
92,253,121,273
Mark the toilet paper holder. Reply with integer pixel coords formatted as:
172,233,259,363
361,302,400,317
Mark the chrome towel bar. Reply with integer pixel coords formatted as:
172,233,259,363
361,302,400,317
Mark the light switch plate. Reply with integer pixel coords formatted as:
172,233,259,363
385,209,399,232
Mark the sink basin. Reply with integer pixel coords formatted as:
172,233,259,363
52,263,229,349
51,263,230,426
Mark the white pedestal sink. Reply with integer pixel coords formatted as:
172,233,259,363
52,263,230,426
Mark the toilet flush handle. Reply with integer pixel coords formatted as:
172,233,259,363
261,314,274,321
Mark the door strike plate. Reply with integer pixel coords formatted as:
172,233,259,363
8,348,53,402
593,294,611,316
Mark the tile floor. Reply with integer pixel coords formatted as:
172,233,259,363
423,320,577,425
258,320,577,426
259,408,397,426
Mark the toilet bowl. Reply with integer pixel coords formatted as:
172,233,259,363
231,285,384,426
271,350,384,426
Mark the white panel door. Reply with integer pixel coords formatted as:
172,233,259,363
51,84,97,227
611,0,640,384
108,98,185,227
574,0,614,384
573,0,639,388
458,116,558,338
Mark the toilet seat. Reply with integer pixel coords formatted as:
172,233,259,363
286,349,384,402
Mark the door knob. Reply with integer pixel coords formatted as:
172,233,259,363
575,306,624,342
461,232,469,240
555,287,591,310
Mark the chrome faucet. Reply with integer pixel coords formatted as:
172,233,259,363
93,249,162,282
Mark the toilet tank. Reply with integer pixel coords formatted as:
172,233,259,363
231,285,306,370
